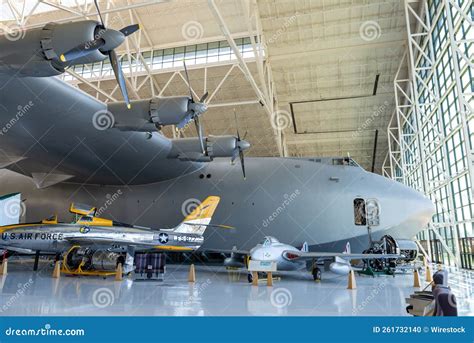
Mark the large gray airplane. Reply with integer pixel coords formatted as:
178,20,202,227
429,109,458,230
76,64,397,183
0,4,435,259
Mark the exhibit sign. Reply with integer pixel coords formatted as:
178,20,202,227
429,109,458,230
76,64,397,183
248,260,277,272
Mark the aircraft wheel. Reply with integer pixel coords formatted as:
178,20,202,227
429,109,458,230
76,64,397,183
312,267,321,281
247,273,253,283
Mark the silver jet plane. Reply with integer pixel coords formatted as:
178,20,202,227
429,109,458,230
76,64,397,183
0,195,222,273
221,236,400,281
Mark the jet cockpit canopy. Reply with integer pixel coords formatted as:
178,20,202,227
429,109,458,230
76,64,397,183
261,236,280,246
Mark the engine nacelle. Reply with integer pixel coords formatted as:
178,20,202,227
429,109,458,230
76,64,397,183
168,135,240,161
206,136,241,158
0,21,106,77
66,247,129,272
108,96,190,131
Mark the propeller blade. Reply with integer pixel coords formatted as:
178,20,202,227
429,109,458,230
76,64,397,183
233,108,241,140
199,91,209,103
194,117,205,154
183,61,194,102
93,0,105,27
239,148,246,180
60,38,105,62
109,50,131,109
177,110,193,129
120,24,140,37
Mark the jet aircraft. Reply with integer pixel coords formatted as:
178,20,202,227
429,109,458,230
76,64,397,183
220,236,400,281
0,195,222,273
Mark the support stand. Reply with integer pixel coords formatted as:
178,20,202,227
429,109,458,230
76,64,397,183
267,272,273,287
33,251,40,271
251,271,258,286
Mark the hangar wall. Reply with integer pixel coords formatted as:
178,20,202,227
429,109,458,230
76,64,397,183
384,0,473,269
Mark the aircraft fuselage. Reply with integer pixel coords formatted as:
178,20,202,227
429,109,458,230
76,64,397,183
0,157,434,253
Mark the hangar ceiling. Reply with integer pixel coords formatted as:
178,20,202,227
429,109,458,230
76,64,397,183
0,0,410,173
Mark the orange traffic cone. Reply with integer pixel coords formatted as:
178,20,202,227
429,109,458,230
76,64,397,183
425,265,432,282
347,269,356,290
0,259,7,276
115,263,123,281
188,264,196,283
413,269,421,287
52,261,61,278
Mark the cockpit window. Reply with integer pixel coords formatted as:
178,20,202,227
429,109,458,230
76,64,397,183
333,157,360,167
354,198,366,226
261,236,279,246
353,198,380,226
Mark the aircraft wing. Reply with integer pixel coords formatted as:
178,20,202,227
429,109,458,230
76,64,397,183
282,250,401,261
0,74,206,186
0,245,35,254
203,248,250,255
65,236,158,247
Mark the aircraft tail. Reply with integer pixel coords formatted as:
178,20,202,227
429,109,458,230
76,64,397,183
343,242,351,254
301,242,309,252
172,196,221,235
334,242,352,265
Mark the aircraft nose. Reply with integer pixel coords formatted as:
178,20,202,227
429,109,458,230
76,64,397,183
250,248,270,261
402,182,435,216
387,180,436,238
250,249,262,261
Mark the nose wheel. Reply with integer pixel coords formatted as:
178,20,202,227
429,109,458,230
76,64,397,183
312,267,321,281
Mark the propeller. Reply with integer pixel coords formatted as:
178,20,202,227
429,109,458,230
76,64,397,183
179,61,209,153
231,108,250,180
59,0,140,109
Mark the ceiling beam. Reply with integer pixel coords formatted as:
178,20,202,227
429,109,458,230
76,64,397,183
208,0,286,157
21,0,171,29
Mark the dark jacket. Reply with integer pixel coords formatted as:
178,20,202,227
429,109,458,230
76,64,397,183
433,285,457,316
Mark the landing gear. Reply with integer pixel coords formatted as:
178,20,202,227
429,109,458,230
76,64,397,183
312,267,321,281
247,273,253,283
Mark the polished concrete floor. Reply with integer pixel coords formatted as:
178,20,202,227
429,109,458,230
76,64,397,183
0,257,472,316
